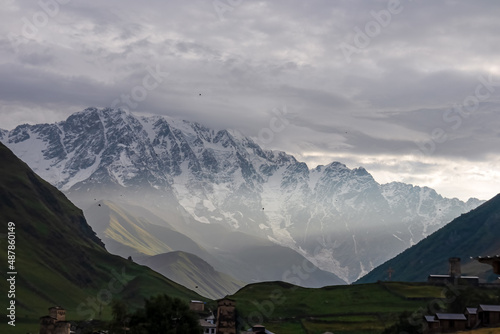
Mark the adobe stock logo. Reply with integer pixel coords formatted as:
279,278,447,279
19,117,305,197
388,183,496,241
414,73,500,156
110,65,169,113
339,0,411,64
8,0,71,53
77,267,134,320
212,0,244,21
255,105,290,148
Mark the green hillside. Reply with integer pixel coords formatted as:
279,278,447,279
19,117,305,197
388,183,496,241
0,143,207,333
356,193,500,284
142,251,245,300
229,281,447,334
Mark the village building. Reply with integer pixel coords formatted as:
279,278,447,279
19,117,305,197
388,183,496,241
188,300,217,333
39,306,71,334
200,313,217,334
465,307,478,329
478,304,500,327
427,257,479,286
201,318,217,334
476,255,500,274
216,298,237,334
434,313,467,332
423,315,440,334
190,300,206,312
49,306,66,321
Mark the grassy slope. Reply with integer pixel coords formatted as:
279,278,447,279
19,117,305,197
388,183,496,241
230,281,449,334
83,200,243,299
142,251,245,300
0,143,208,333
85,200,175,256
357,194,500,284
83,200,222,270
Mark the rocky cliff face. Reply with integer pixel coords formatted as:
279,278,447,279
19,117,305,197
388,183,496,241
1,107,483,283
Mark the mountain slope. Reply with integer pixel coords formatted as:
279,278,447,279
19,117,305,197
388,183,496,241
83,199,212,261
202,227,347,286
87,199,346,286
356,193,500,284
0,142,207,333
141,251,245,300
1,107,483,283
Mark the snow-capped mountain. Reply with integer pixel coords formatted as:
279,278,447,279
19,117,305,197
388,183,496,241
0,108,483,283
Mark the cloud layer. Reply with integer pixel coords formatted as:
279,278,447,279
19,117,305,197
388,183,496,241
1,0,500,200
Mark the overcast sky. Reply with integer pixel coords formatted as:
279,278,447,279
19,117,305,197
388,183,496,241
1,0,500,201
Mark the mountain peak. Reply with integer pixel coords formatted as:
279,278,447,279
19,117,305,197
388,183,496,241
324,161,348,169
1,108,485,283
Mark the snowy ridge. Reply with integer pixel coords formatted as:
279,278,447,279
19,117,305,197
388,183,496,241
1,108,485,283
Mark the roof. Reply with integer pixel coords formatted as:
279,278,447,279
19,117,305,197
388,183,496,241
425,315,438,322
466,307,477,315
217,297,236,302
476,255,500,260
435,313,467,321
217,297,236,306
199,319,216,328
217,298,236,305
427,275,478,279
479,304,500,312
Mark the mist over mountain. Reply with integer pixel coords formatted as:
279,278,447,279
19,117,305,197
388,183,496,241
83,199,343,293
0,107,484,283
141,250,245,300
356,193,500,284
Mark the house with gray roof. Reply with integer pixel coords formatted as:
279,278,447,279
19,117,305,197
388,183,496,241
478,304,500,326
465,307,477,329
435,313,467,332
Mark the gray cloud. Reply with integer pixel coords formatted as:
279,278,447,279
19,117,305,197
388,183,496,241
1,0,499,200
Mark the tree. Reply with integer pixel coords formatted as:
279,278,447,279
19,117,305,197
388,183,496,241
110,299,130,333
128,294,201,334
382,311,426,334
446,287,500,313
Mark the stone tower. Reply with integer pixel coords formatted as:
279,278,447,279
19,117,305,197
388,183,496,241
216,298,236,334
449,257,461,278
49,306,66,321
40,306,70,334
